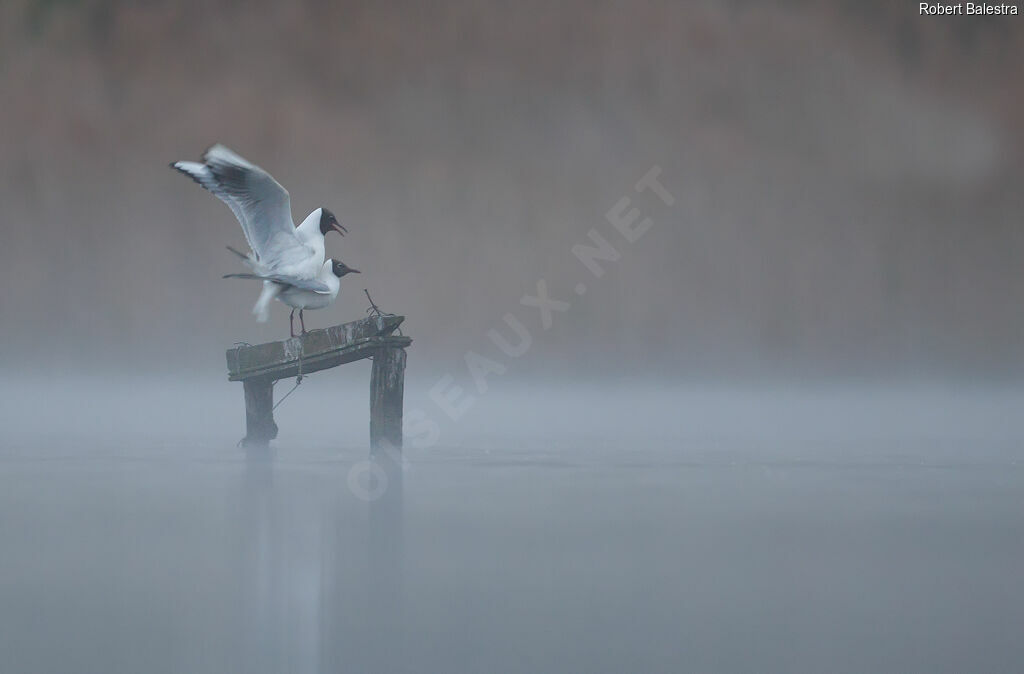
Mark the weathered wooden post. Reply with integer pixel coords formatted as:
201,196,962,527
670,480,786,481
226,315,411,448
370,345,407,450
242,376,278,447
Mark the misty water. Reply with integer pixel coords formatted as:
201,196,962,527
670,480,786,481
1,375,1022,673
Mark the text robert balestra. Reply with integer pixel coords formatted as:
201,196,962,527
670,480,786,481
920,3,1018,14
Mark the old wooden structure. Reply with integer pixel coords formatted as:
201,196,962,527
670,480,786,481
226,315,411,448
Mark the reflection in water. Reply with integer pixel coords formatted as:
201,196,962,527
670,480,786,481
238,447,404,674
239,451,281,673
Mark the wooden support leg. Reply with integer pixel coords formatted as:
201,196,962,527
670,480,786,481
370,347,406,450
242,377,278,448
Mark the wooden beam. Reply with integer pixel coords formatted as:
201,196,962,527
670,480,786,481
226,315,410,381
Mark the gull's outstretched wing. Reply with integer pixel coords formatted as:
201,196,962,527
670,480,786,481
172,145,307,268
222,272,332,294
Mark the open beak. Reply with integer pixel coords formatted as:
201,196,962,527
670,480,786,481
332,223,348,236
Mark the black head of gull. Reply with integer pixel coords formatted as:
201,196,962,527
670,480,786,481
332,260,360,277
320,208,347,237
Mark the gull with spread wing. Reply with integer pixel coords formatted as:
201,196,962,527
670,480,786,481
170,144,348,324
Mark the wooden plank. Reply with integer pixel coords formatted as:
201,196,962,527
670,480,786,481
370,346,407,450
230,335,411,382
226,315,409,381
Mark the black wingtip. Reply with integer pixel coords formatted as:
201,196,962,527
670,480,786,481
170,162,211,190
169,161,192,177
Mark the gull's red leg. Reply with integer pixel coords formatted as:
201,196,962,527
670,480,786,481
299,310,307,335
289,309,296,338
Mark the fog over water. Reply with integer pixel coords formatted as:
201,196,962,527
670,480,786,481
2,377,1023,672
2,1,1023,672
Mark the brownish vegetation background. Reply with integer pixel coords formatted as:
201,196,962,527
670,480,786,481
1,0,1021,377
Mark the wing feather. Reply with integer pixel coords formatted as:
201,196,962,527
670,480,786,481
222,272,331,294
172,145,306,268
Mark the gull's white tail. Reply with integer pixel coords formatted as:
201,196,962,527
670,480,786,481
252,281,281,322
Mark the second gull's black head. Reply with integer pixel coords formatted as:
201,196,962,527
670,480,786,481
331,260,360,277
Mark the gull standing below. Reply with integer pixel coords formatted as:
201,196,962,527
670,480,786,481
224,258,361,337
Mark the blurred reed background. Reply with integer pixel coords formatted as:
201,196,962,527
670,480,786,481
1,0,1021,379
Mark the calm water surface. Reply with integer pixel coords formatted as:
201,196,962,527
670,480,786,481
1,378,1022,673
